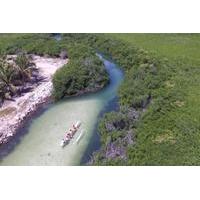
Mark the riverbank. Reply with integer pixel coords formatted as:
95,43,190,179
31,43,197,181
0,55,67,145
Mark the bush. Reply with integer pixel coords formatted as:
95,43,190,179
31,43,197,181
52,52,109,100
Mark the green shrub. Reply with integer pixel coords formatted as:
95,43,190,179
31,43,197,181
52,54,109,100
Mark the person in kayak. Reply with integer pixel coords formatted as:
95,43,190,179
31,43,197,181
64,133,70,140
68,129,74,138
64,123,78,141
72,124,77,131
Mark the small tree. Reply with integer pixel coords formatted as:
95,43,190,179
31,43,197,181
0,57,16,98
0,82,6,106
15,52,35,84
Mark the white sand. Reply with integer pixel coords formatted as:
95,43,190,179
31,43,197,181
0,55,68,144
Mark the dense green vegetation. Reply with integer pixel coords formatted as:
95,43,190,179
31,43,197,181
109,34,200,165
0,34,61,56
0,34,109,102
89,34,200,165
63,33,200,165
52,38,109,100
0,34,62,105
52,46,108,100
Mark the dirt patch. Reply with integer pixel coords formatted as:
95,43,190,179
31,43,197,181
165,81,175,88
153,130,176,144
0,107,16,117
174,100,185,107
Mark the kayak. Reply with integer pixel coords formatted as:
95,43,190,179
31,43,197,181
60,121,81,147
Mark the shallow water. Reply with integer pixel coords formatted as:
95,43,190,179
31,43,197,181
0,55,123,165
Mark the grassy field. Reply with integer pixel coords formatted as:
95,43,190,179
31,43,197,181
110,34,200,62
107,34,200,165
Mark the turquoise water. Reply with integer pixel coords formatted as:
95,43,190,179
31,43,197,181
0,55,123,165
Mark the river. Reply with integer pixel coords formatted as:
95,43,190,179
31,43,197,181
0,54,123,165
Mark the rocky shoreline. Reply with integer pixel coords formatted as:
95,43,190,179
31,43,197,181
0,55,68,145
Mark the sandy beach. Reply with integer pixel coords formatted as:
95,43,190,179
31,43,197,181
0,55,68,144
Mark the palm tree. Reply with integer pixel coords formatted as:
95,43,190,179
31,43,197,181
0,57,17,98
15,52,35,84
0,82,7,106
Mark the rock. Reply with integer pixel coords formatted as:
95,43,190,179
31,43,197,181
142,94,151,109
59,50,68,59
113,119,126,130
105,122,115,132
5,92,11,99
105,142,126,160
127,108,139,120
124,131,134,145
